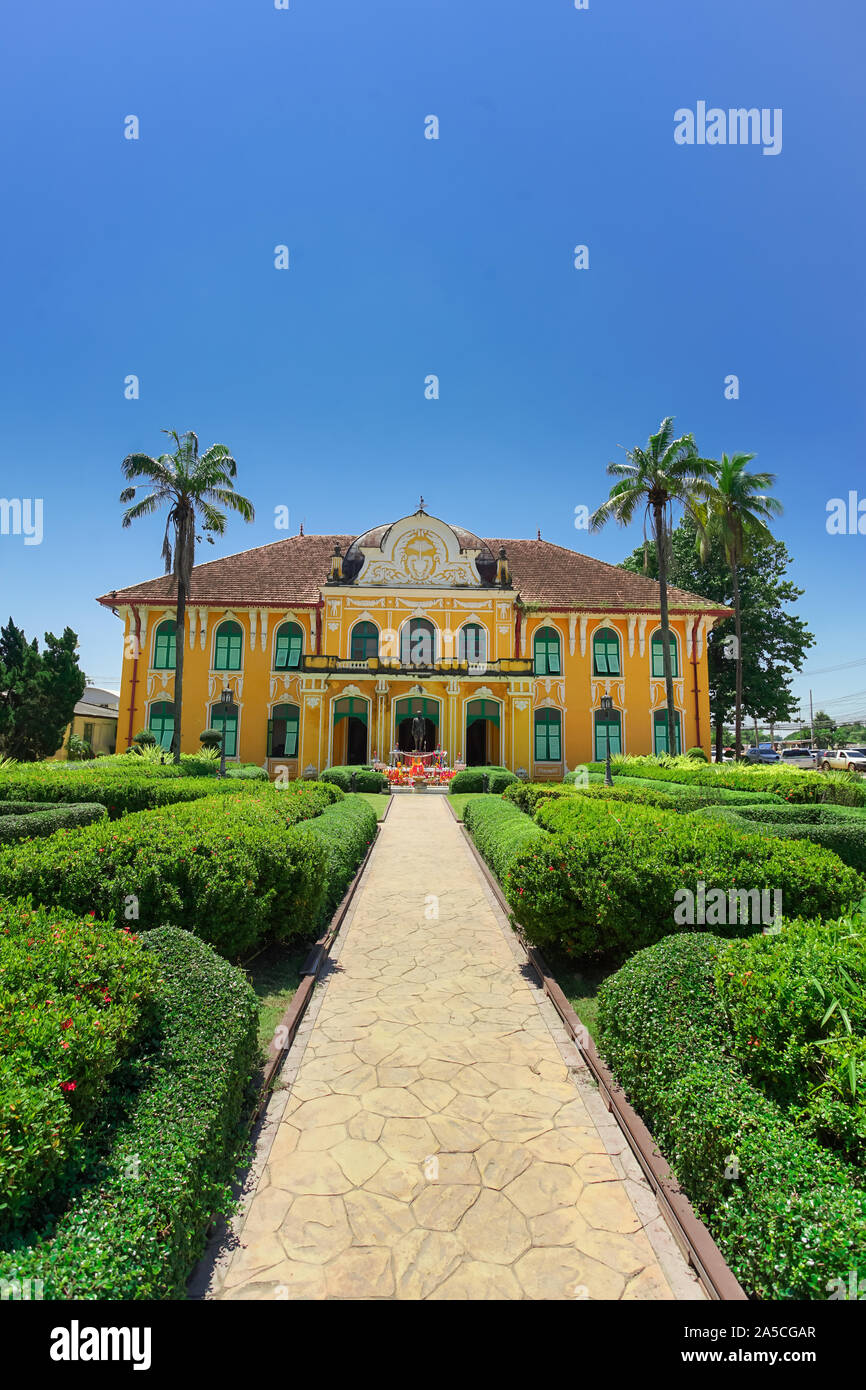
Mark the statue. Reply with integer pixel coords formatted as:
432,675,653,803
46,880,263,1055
412,712,426,752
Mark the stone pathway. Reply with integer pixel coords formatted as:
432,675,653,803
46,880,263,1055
208,796,704,1301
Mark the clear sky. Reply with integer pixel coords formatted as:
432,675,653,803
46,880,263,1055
1,1,863,725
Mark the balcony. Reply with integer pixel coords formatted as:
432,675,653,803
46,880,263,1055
301,655,533,678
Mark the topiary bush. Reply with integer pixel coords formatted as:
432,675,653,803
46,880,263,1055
0,784,341,957
0,926,258,1298
0,766,270,818
593,755,866,807
463,795,547,884
503,795,865,961
320,765,388,793
294,795,378,921
0,802,107,845
0,899,159,1235
502,782,579,816
449,766,516,795
685,746,709,761
596,931,866,1299
693,803,866,875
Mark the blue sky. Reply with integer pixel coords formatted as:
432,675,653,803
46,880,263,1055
1,0,863,726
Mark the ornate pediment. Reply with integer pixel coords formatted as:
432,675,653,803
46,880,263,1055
355,515,484,588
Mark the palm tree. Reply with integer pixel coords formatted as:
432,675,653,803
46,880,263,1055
120,430,255,764
590,418,709,756
694,452,782,758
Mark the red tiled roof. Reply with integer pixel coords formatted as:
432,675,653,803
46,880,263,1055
97,533,724,614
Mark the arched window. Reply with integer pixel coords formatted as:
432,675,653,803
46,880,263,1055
650,629,679,679
148,700,175,751
592,627,620,677
210,700,239,758
653,708,682,755
594,707,622,760
274,621,303,670
458,624,486,663
153,619,177,670
533,628,561,676
350,621,378,661
268,703,300,758
534,708,562,761
214,620,243,672
401,618,436,667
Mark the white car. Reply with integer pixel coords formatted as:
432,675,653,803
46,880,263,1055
778,747,817,770
821,748,866,774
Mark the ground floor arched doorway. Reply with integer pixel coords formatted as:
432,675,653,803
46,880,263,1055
333,696,369,764
394,696,439,754
465,698,501,765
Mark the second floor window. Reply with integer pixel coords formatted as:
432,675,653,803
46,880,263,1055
350,622,378,660
274,622,303,670
534,628,561,676
214,620,243,671
458,624,486,663
401,618,436,667
153,619,177,670
592,627,620,676
651,630,679,679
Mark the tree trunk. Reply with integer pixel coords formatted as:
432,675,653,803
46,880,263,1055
655,503,677,756
173,580,186,765
714,709,724,762
731,561,744,757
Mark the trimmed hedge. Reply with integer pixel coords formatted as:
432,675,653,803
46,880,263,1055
718,910,866,1163
596,932,866,1299
0,769,272,819
565,768,783,805
502,783,580,816
320,765,388,793
293,795,378,921
586,755,866,806
502,795,865,960
0,784,342,957
0,926,258,1298
0,900,158,1236
463,796,547,884
449,766,517,795
694,803,866,875
0,802,106,844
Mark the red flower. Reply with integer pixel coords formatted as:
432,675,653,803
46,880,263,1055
61,1081,77,1092
61,1018,73,1030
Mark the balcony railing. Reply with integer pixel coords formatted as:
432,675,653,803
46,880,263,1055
300,655,534,677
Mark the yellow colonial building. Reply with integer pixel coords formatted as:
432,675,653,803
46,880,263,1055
98,509,726,777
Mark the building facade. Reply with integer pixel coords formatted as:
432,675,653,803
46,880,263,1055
98,510,727,777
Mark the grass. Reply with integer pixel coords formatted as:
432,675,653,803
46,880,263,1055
244,942,308,1059
355,792,390,819
549,958,616,1043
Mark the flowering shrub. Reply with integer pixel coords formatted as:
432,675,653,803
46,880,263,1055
462,796,547,883
0,926,258,1297
0,899,157,1235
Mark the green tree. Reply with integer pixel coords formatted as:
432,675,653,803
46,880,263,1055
590,418,708,754
120,430,254,763
0,620,86,760
694,453,783,755
622,519,814,759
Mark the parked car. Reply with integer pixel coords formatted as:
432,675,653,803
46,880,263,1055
778,747,817,770
821,748,866,774
712,749,735,762
744,743,781,764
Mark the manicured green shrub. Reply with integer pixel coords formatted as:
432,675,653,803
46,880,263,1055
320,765,388,793
717,908,866,1162
570,768,782,805
225,764,269,780
502,782,580,815
0,900,158,1235
0,926,258,1298
449,766,516,795
0,767,270,818
0,802,107,844
694,803,866,874
504,795,865,960
294,795,378,920
463,795,547,884
0,784,341,957
591,755,866,806
199,729,223,749
132,729,157,747
597,932,866,1299
685,746,709,761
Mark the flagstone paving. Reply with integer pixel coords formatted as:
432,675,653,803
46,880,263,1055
210,795,704,1301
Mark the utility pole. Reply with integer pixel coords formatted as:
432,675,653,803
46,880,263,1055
809,688,815,751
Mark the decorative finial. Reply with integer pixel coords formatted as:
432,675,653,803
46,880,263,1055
418,496,426,513
299,521,304,536
537,527,541,540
